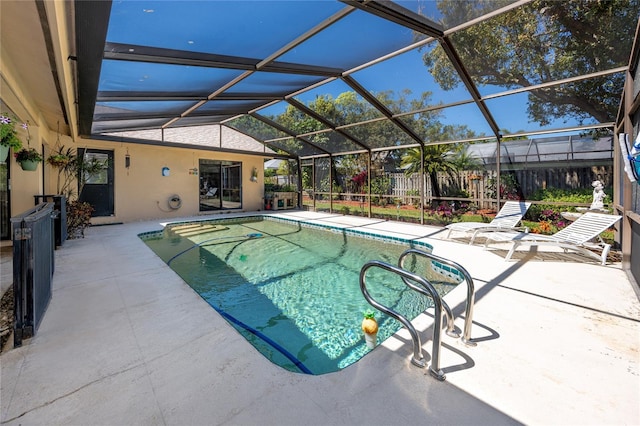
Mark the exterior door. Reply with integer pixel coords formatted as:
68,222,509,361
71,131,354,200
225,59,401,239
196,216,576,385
199,159,242,211
79,149,114,217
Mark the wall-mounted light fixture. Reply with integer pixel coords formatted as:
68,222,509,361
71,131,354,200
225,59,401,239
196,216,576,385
250,166,258,182
125,150,131,169
162,166,170,177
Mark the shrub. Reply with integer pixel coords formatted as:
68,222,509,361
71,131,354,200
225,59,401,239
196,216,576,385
525,187,607,223
486,174,522,201
67,200,94,239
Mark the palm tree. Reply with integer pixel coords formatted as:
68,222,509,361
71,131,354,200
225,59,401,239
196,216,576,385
450,146,482,171
401,145,458,200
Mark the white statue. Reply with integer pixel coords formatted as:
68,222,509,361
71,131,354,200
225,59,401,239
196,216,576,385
590,180,607,211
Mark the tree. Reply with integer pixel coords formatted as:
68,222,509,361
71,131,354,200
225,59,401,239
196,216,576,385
269,89,478,199
400,145,458,199
422,0,638,125
276,159,298,188
450,145,483,171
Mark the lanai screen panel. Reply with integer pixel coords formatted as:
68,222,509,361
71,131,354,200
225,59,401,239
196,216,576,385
398,103,494,142
225,115,291,143
105,1,345,58
277,7,429,71
396,0,521,30
291,80,384,126
78,0,639,157
267,138,326,158
445,2,635,97
351,42,473,114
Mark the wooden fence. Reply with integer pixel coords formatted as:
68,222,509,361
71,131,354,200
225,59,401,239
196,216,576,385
389,165,613,207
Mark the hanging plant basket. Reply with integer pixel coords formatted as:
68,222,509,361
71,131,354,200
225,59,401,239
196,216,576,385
14,147,43,171
19,159,39,171
46,154,70,168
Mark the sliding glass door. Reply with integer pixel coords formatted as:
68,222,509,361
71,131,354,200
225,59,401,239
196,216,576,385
199,159,242,211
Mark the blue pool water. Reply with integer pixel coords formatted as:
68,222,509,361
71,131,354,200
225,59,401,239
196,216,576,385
140,216,460,375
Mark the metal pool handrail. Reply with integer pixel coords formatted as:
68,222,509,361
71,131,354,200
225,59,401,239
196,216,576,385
360,260,446,381
399,248,476,346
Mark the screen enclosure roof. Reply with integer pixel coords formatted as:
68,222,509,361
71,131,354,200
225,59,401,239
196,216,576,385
75,0,640,158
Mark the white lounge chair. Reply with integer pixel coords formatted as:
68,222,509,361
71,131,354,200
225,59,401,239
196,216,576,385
483,212,622,265
445,201,532,244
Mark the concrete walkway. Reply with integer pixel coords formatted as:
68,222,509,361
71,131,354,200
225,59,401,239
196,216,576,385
1,211,639,425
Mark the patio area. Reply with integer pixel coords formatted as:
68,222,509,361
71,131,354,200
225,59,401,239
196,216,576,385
1,211,639,425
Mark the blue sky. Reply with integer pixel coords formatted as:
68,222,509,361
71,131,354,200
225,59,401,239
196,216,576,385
102,0,611,141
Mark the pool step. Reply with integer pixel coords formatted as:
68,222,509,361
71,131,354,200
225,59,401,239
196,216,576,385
169,224,228,237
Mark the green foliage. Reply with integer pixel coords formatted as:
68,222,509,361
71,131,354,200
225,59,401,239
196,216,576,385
0,113,24,150
446,188,469,198
366,176,391,205
276,159,296,177
44,147,110,199
264,183,279,192
528,187,593,203
421,0,636,125
265,183,297,193
486,174,522,200
225,115,283,141
66,200,94,239
449,146,482,171
401,145,459,198
14,147,42,162
266,89,477,160
524,187,612,221
369,176,391,195
301,166,312,189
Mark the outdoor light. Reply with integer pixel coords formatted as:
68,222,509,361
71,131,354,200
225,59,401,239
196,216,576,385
250,167,258,182
162,166,170,177
125,153,130,169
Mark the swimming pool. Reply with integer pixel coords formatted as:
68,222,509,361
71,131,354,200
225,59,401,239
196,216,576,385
140,216,461,375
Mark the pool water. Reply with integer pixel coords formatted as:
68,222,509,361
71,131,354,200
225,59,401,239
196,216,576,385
141,216,460,375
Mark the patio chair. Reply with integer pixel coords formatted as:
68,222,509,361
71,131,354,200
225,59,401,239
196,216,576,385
483,212,622,265
445,201,532,244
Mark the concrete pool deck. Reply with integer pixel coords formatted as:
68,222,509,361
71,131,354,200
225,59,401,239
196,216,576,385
1,210,639,425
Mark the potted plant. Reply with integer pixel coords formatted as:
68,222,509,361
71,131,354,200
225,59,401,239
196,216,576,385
47,149,71,168
15,147,43,171
50,148,108,239
362,311,379,349
47,146,74,193
0,113,24,163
